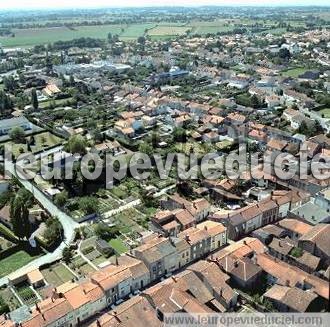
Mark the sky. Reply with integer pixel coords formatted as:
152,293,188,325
0,0,329,10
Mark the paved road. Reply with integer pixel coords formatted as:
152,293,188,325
102,199,141,220
0,160,79,287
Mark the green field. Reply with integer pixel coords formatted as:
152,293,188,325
281,67,307,78
0,251,40,278
120,23,156,39
147,25,189,37
187,19,239,35
0,24,125,47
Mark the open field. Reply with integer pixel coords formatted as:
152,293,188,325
0,24,125,47
120,23,155,39
187,19,239,35
0,19,291,47
0,250,40,278
147,25,189,37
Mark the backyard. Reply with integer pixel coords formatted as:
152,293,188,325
15,283,39,306
69,255,96,276
5,131,63,158
41,263,76,287
0,250,41,278
0,288,20,311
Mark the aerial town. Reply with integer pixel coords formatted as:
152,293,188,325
0,4,328,327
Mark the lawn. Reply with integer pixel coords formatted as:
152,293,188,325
39,97,76,109
281,67,307,78
0,250,40,278
317,108,330,119
108,238,129,255
42,263,75,287
7,131,63,158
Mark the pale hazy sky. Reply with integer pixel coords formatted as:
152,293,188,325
0,0,328,10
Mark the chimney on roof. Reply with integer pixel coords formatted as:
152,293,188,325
243,240,247,245
35,303,40,313
41,313,46,321
172,276,177,283
96,320,101,327
185,235,190,242
234,261,239,268
219,288,223,298
115,255,119,266
204,225,208,231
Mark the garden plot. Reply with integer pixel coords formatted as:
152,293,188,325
15,283,39,306
41,263,76,287
69,255,96,277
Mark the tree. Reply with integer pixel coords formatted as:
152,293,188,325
173,127,187,142
31,88,38,110
10,188,33,240
138,142,153,155
65,135,87,155
137,36,146,45
9,127,25,143
62,247,73,264
176,180,193,198
151,132,160,148
279,48,291,60
94,223,119,239
43,217,63,245
54,190,68,207
69,75,75,86
0,90,13,114
78,196,99,215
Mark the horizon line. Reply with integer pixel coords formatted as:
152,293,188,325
1,4,330,11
